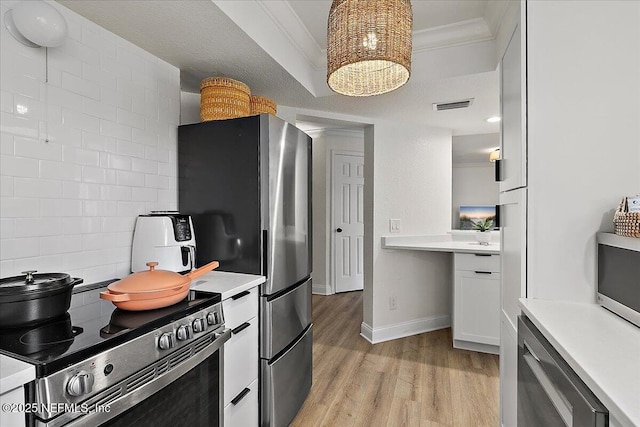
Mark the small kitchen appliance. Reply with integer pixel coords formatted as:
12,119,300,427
597,232,640,327
131,212,196,273
0,285,229,426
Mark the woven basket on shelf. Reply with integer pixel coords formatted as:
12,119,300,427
250,96,277,115
200,77,250,121
613,197,640,238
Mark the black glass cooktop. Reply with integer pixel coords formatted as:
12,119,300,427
0,288,220,376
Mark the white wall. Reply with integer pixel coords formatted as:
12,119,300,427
367,120,453,338
527,0,640,303
0,0,180,284
451,164,499,228
180,92,200,125
309,129,364,294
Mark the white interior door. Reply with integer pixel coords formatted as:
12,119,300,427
332,152,364,293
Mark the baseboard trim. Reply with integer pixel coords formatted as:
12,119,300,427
360,315,451,344
312,283,332,295
453,339,500,355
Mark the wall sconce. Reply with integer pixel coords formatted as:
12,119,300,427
489,148,500,162
4,1,68,48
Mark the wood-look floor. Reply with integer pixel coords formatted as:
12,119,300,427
291,291,499,427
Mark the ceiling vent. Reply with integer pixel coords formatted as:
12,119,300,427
432,98,475,111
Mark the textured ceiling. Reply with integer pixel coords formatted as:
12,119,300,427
58,0,500,146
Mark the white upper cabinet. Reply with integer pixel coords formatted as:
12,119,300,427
499,20,527,192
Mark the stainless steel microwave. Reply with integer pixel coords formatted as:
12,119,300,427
597,232,640,327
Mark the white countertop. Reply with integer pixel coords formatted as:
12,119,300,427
0,355,35,395
191,271,265,300
519,299,640,427
382,234,500,255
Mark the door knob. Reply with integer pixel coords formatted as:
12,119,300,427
336,228,342,233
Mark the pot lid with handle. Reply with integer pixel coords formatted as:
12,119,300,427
0,271,76,296
107,262,191,294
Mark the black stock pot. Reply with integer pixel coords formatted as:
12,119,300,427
0,271,83,328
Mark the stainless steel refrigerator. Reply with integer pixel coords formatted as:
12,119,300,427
178,114,312,427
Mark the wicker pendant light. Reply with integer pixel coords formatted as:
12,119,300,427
327,0,413,97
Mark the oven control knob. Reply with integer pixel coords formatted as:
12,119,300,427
176,325,192,341
192,318,206,333
206,312,218,326
67,371,94,397
158,332,175,350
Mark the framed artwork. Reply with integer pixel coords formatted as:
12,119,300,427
459,205,496,230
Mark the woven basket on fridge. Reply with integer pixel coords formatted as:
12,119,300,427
613,197,640,238
200,77,250,121
250,96,277,116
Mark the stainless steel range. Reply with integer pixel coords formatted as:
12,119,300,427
0,285,230,427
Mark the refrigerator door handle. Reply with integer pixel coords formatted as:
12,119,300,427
262,229,268,276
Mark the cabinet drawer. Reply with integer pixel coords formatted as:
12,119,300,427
455,253,500,273
224,317,258,406
223,287,258,329
224,378,258,427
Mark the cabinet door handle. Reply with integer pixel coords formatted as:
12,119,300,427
231,290,251,300
495,159,503,182
475,271,492,275
474,254,491,257
231,387,251,405
495,204,502,228
232,322,251,335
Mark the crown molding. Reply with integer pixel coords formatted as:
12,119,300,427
412,18,494,53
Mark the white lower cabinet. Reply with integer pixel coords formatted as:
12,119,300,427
453,253,501,354
222,287,259,426
224,378,259,427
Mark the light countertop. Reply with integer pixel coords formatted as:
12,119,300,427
382,234,500,255
519,298,640,427
0,355,35,395
191,271,265,300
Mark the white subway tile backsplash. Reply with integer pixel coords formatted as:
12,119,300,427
63,217,102,234
131,187,157,202
14,137,62,161
101,216,135,233
14,217,63,238
117,108,145,130
144,174,170,189
131,158,158,174
100,119,131,141
63,146,100,166
40,160,82,181
116,201,146,217
40,199,83,217
62,72,100,100
62,182,101,200
81,165,106,183
0,112,39,139
1,1,179,283
62,108,100,133
1,154,39,178
0,74,40,100
116,139,145,158
83,98,116,122
14,178,63,199
116,170,144,187
0,198,39,218
41,235,82,255
0,133,14,155
132,128,158,147
46,85,84,112
1,218,14,239
13,255,64,275
1,237,39,259
0,176,13,197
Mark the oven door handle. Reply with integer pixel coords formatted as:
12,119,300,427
58,328,232,427
523,342,573,426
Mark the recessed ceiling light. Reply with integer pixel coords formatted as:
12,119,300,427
486,116,501,123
